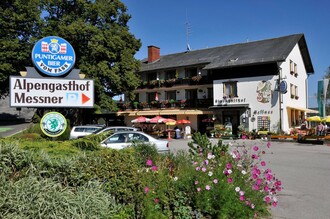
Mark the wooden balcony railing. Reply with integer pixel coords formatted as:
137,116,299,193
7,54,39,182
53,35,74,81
137,76,213,89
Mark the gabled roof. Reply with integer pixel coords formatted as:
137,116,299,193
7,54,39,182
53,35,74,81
140,34,314,74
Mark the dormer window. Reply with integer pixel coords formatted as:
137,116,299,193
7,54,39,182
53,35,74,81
223,81,237,98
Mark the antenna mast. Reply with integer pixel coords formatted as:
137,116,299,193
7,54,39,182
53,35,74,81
185,9,192,51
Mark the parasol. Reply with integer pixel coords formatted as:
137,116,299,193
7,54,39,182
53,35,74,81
163,118,177,126
131,116,149,123
149,115,167,123
306,116,322,122
322,116,330,123
177,119,191,124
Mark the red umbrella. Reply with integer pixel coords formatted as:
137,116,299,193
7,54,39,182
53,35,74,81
149,115,166,123
131,116,149,123
177,119,191,124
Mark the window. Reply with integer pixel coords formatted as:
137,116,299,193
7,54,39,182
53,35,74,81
147,72,157,81
207,88,213,99
294,63,298,77
290,84,298,99
290,60,294,73
165,70,176,79
147,92,157,102
185,67,197,78
223,82,237,97
185,89,197,99
166,91,176,100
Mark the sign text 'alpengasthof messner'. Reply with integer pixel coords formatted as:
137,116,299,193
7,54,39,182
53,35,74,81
12,78,91,104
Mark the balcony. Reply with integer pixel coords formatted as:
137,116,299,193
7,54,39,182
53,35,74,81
137,76,213,90
117,98,213,111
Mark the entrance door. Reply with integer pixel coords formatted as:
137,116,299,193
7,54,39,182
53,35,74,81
222,110,240,135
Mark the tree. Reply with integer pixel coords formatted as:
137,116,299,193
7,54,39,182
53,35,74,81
0,0,141,113
0,0,42,97
40,0,141,110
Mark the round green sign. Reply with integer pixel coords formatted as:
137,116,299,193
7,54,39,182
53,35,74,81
40,112,67,137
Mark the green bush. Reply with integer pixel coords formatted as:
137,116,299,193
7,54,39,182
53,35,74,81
132,141,159,165
0,133,276,218
0,176,127,219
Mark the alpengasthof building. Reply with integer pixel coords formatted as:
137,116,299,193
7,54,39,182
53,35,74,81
117,34,317,135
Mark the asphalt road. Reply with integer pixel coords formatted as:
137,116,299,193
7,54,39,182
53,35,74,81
169,138,330,219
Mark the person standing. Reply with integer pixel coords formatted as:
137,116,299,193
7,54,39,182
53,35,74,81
174,126,181,139
317,122,324,136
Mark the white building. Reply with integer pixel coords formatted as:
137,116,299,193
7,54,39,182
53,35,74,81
118,34,316,135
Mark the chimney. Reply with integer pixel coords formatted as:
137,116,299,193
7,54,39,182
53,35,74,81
148,45,160,63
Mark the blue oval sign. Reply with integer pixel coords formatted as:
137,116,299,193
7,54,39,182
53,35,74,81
32,36,76,77
279,80,288,94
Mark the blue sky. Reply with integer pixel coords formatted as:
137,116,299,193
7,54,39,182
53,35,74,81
121,0,330,107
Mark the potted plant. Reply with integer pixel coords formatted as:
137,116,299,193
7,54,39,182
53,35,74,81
191,75,202,82
165,78,176,87
133,101,139,110
169,99,175,108
180,99,186,108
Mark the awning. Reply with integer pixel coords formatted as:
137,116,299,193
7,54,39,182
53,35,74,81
286,106,319,114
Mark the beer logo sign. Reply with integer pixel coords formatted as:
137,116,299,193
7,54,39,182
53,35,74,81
40,112,67,137
32,36,76,77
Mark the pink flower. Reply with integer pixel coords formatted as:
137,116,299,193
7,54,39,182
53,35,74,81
256,178,263,185
264,196,271,203
202,167,207,172
144,187,149,193
245,200,250,206
267,142,271,148
252,154,258,159
264,185,270,192
273,202,278,207
194,180,199,185
251,204,255,209
227,178,233,183
146,160,152,166
213,179,218,184
240,196,245,201
196,167,200,171
204,160,209,165
226,163,232,169
261,161,266,166
197,187,201,192
151,166,158,171
253,146,259,151
205,185,211,190
154,198,159,203
253,184,260,190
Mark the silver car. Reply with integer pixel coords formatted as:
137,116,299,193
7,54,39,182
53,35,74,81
69,125,104,139
100,131,170,153
93,126,138,135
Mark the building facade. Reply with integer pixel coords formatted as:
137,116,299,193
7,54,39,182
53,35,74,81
117,34,316,135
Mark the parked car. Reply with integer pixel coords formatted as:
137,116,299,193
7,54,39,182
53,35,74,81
92,126,138,135
69,125,104,139
100,131,170,153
